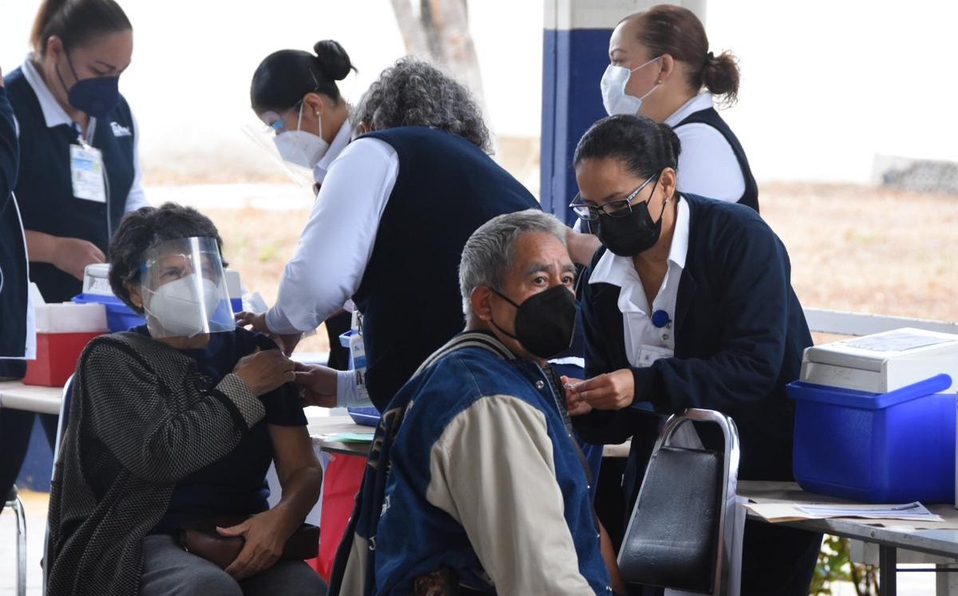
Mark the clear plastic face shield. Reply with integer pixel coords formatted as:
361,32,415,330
139,237,234,339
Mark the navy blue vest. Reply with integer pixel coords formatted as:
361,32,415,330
5,67,136,303
675,107,759,213
354,127,540,410
1,87,28,374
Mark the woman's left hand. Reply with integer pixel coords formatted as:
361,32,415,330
219,509,293,580
568,369,635,410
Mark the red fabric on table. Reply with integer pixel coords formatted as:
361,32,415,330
313,451,367,581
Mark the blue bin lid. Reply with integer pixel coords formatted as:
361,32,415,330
787,373,953,409
72,292,126,309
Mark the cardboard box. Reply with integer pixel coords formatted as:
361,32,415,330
24,302,108,387
788,375,956,503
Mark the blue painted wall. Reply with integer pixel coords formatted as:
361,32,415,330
16,416,53,492
541,27,612,226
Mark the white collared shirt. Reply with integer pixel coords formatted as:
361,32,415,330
664,93,744,204
20,54,147,212
312,118,352,186
588,196,690,368
266,136,398,409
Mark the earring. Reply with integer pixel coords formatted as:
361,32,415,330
657,79,663,84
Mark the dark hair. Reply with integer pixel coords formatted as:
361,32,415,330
108,203,224,313
250,40,356,113
626,4,739,105
573,114,681,179
31,0,132,56
353,56,491,153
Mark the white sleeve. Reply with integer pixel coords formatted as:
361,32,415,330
122,109,149,212
335,369,373,408
265,138,399,334
426,395,596,595
674,122,746,203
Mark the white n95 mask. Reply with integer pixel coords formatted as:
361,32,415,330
273,103,328,170
145,275,224,338
140,236,234,339
600,57,661,116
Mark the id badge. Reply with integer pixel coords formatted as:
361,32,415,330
349,328,370,402
70,144,106,203
636,344,673,367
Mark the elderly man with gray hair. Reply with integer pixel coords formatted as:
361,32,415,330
239,57,539,413
329,210,618,596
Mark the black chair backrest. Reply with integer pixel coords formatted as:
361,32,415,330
618,445,723,592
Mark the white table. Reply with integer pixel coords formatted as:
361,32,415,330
0,381,63,415
740,480,958,596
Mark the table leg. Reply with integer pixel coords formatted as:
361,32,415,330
880,545,897,596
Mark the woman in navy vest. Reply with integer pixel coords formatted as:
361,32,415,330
599,4,758,213
5,0,147,306
249,40,357,372
1,0,147,500
567,115,820,596
238,57,540,412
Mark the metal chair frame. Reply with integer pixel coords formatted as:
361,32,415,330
3,483,27,596
618,408,741,595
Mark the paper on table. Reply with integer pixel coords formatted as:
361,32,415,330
797,501,942,521
745,501,944,523
321,431,374,443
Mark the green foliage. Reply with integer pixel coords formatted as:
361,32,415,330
810,535,879,596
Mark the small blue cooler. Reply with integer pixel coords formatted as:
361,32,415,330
788,374,955,503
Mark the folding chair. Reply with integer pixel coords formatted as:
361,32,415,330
617,408,741,595
41,374,74,596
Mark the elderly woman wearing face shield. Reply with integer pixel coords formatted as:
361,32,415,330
566,115,821,596
46,203,326,596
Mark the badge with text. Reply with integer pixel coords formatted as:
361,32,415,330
637,344,674,367
70,143,106,203
349,330,370,402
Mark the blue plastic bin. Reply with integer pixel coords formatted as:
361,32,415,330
72,294,240,333
72,293,146,332
788,374,956,503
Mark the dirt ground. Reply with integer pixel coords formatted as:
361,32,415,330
203,181,958,354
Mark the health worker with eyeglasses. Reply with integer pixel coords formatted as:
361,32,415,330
565,115,822,596
249,40,356,371
600,4,757,212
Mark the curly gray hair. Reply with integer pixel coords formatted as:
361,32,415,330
459,209,568,318
354,56,492,153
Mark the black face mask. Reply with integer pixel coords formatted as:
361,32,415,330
490,284,577,359
594,180,667,257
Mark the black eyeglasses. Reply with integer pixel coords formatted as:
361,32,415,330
569,175,658,221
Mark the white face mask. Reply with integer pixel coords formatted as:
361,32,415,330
272,102,329,170
600,57,661,116
145,274,223,338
